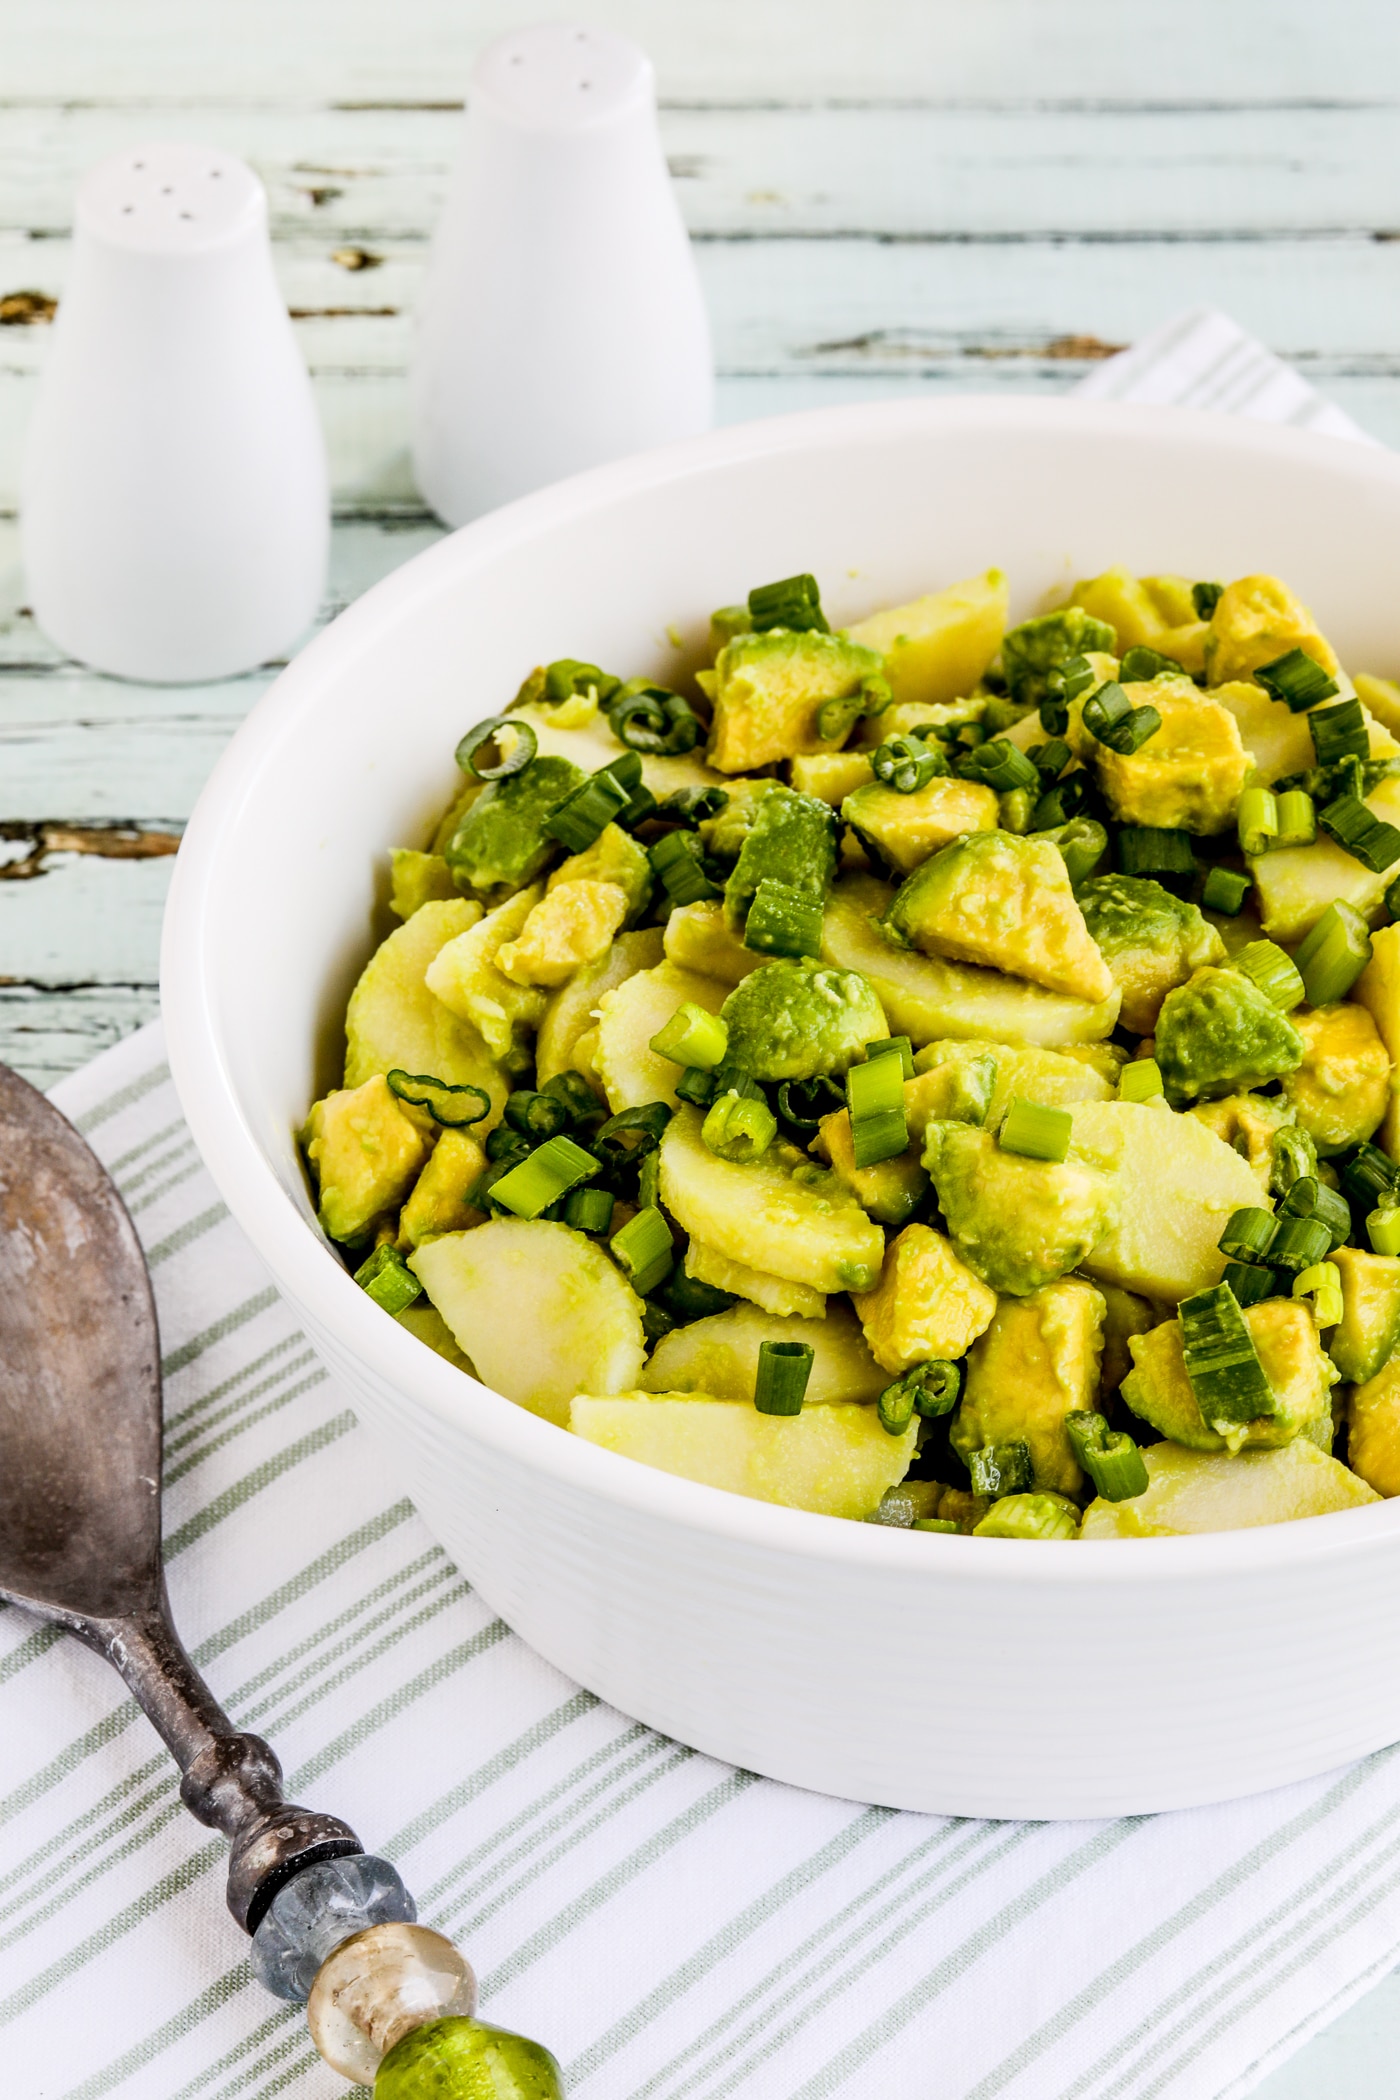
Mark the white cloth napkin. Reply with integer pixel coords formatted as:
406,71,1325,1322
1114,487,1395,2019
9,311,1400,2100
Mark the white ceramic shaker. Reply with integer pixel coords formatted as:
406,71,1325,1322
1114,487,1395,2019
411,23,714,526
21,144,328,683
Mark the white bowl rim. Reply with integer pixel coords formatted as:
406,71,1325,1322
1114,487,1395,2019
161,389,1400,1589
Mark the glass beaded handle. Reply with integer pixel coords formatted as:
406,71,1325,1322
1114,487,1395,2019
0,1062,564,2098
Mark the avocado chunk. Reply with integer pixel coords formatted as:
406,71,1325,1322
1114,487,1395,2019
1076,874,1226,1034
1187,1091,1300,1193
724,785,837,941
389,848,458,919
921,1120,1119,1296
814,1104,929,1226
844,569,1008,710
496,879,629,988
1280,1004,1391,1155
707,629,886,773
789,750,875,806
1155,966,1305,1106
343,898,505,1127
1069,567,1207,674
302,1073,431,1245
643,1300,884,1405
443,753,585,897
1354,923,1400,1158
423,884,550,1064
1347,1356,1400,1496
1329,1246,1400,1385
1001,607,1116,712
719,958,886,1081
884,832,1115,1004
841,775,999,875
662,901,764,987
1250,773,1400,944
1080,1436,1376,1537
397,1127,488,1250
853,1222,998,1372
1089,688,1250,836
913,1038,1114,1127
1121,1298,1336,1454
1203,573,1343,687
952,1276,1106,1496
548,820,652,920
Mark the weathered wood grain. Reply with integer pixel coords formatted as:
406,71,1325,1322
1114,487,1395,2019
0,984,161,1091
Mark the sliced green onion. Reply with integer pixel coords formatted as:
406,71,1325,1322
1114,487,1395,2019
485,1124,531,1165
747,573,829,635
957,737,1041,794
1274,788,1317,850
455,716,538,780
1220,1259,1278,1307
846,1053,909,1169
542,658,622,708
710,1054,765,1102
1192,580,1224,620
1029,738,1072,779
973,1492,1081,1541
675,1066,717,1108
1270,1124,1317,1196
1293,899,1373,1005
1238,786,1280,857
1119,1058,1164,1103
615,783,659,830
596,1102,673,1173
913,1518,960,1534
1180,1283,1276,1429
642,1299,677,1345
658,1269,736,1319
1293,1260,1344,1327
865,1035,915,1080
489,1134,599,1218
872,733,944,793
1030,773,1092,831
702,1089,778,1163
636,1148,661,1211
1317,793,1400,874
1218,1206,1278,1262
656,785,730,827
504,1089,572,1141
1278,1174,1352,1250
353,1243,423,1315
649,1002,729,1071
754,1339,816,1416
1342,1142,1400,1208
564,1186,615,1234
1368,1207,1400,1256
1202,866,1252,915
1045,653,1097,707
880,1360,962,1426
999,787,1035,834
1120,645,1185,683
1065,1410,1149,1501
998,1097,1071,1164
608,682,702,755
1082,681,1161,755
1256,648,1339,712
611,1205,675,1296
876,1378,916,1436
386,1069,491,1128
543,758,636,852
1117,825,1197,895
1039,816,1108,886
1233,939,1305,1012
1267,1215,1333,1274
775,1074,844,1132
650,829,720,905
541,1070,604,1127
744,877,825,959
1039,696,1070,738
968,1441,1034,1498
1310,698,1370,766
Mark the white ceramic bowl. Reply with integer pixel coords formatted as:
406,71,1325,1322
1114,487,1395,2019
163,396,1400,1820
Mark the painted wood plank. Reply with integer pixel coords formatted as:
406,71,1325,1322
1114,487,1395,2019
0,984,161,1090
4,102,1397,245
6,0,1399,105
0,849,171,982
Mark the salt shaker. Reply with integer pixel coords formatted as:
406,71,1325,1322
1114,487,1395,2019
412,23,714,526
21,144,328,683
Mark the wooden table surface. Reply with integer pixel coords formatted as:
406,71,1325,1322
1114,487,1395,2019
3,1,1399,2085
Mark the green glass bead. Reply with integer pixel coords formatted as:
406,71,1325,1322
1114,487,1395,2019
374,2017,564,2099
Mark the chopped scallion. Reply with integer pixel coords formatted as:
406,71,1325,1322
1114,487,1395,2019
1082,680,1162,754
1267,1215,1333,1274
675,1065,717,1108
595,1102,672,1173
542,658,622,709
1029,737,1072,779
1218,1206,1278,1263
1237,786,1279,857
353,1243,423,1315
881,1359,962,1422
386,1069,492,1128
504,1088,572,1141
543,759,635,852
563,1186,615,1234
998,1097,1072,1164
1064,1410,1149,1501
968,1441,1034,1498
998,787,1035,834
1220,1259,1278,1308
1039,816,1107,886
876,1378,916,1436
846,1053,909,1169
1274,788,1317,849
754,1339,815,1416
1116,825,1197,895
1293,899,1373,1005
608,682,701,755
1341,1142,1400,1208
1255,647,1339,712
1119,645,1185,683
454,716,538,780
913,1518,960,1534
1368,1207,1400,1256
650,828,720,905
610,1205,675,1296
775,1074,844,1131
1201,866,1252,915
1233,939,1305,1012
488,1134,598,1219
1293,1260,1344,1328
957,737,1041,794
1309,698,1370,766
1030,774,1091,831
655,785,730,827
1046,654,1097,707
642,1299,676,1345
973,1493,1080,1541
702,1089,778,1164
1179,1283,1277,1430
484,1125,532,1165
1317,793,1400,874
1119,1058,1164,1103
864,1035,915,1079
747,573,829,635
541,1069,604,1128
649,1001,729,1071
1278,1174,1352,1250
1192,580,1224,620
872,733,945,794
743,877,825,959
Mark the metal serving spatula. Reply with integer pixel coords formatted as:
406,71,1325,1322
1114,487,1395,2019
0,1060,563,2097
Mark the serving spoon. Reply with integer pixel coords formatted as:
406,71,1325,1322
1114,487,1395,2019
0,1059,563,2097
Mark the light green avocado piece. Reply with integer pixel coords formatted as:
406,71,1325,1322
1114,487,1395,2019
1001,607,1117,711
720,959,887,1081
389,848,458,919
724,784,837,935
1121,1297,1336,1453
442,753,585,897
882,831,1115,1005
951,1276,1105,1495
343,899,507,1127
301,1073,431,1245
1330,1246,1400,1384
1155,966,1305,1106
548,820,653,921
1075,874,1226,1035
921,1120,1119,1296
840,773,999,875
708,629,886,772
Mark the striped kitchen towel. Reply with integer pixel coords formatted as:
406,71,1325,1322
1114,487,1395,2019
8,315,1400,2100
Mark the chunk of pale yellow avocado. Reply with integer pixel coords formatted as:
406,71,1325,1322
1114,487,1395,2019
1352,922,1400,1158
822,875,1120,1048
570,1390,916,1517
707,630,886,773
1330,1246,1400,1384
813,1108,928,1227
659,1104,885,1295
884,833,1115,1004
953,1276,1106,1495
397,1127,487,1250
389,848,458,918
853,694,986,749
683,1238,826,1320
343,899,505,1128
411,1219,645,1428
643,1300,883,1404
1069,568,1208,674
841,775,999,874
1251,775,1400,943
496,878,628,988
922,1121,1119,1297
1090,688,1250,836
662,900,764,986
1187,1092,1297,1192
423,885,549,1062
1122,1299,1336,1454
547,821,652,919
594,960,727,1112
789,750,875,806
1204,574,1344,686
853,1223,998,1373
1081,1437,1377,1536
1074,874,1226,1036
844,569,1008,710
395,1299,475,1371
1067,1099,1265,1302
1097,1281,1156,1399
535,926,665,1088
1347,1357,1400,1496
1280,1004,1391,1156
911,1038,1114,1124
302,1074,431,1245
